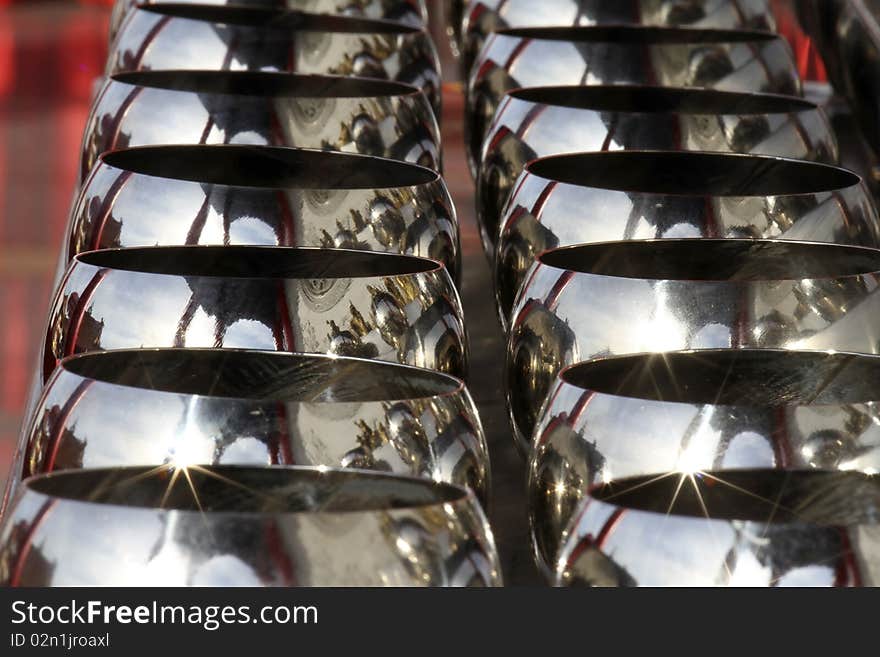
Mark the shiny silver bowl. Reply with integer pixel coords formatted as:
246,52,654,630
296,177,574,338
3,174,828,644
496,151,878,328
10,349,488,507
477,86,835,254
109,4,441,113
110,1,430,41
530,348,880,572
79,70,440,185
555,469,880,586
0,466,502,586
507,239,880,455
70,146,460,286
465,25,801,176
43,246,467,387
460,0,776,81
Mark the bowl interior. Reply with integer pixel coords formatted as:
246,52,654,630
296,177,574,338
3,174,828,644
27,466,466,513
63,349,460,402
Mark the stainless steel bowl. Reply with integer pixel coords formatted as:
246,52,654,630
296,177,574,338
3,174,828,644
477,86,836,254
507,239,880,454
466,25,801,176
496,152,878,328
109,4,441,113
70,146,460,285
555,469,880,586
531,348,880,572
0,466,502,586
12,349,488,506
110,1,430,41
79,71,440,185
461,0,776,81
43,246,468,386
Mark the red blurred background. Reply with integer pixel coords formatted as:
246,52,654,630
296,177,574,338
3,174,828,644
0,0,829,495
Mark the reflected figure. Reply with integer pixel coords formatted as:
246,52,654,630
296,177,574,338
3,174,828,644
0,467,502,586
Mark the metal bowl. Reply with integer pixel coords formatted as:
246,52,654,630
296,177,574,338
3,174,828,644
555,469,880,586
477,86,836,254
11,349,488,507
79,71,440,185
43,246,467,387
507,239,880,454
0,466,502,586
465,25,801,176
496,152,877,328
109,4,441,113
460,0,776,81
110,1,430,41
530,348,880,572
69,146,460,286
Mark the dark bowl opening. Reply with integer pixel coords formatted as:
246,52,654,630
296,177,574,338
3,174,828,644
111,70,417,98
526,152,859,196
497,24,777,43
26,466,466,513
508,85,815,114
62,349,461,402
538,240,880,281
140,3,420,34
102,146,438,190
562,350,880,406
76,246,439,278
591,469,880,525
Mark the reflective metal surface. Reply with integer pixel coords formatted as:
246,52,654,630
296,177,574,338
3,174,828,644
109,4,441,114
479,86,836,254
466,25,801,176
507,239,880,454
460,0,775,82
530,349,880,571
0,466,502,586
70,146,461,286
11,349,488,507
443,0,466,54
43,246,468,388
79,71,441,185
496,152,878,327
555,469,880,586
110,0,430,41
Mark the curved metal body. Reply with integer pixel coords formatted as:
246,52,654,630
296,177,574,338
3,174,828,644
110,0,430,40
555,470,880,586
79,71,440,185
466,25,801,177
478,86,836,255
43,246,468,387
12,349,489,507
0,466,502,586
507,239,880,455
108,5,441,114
496,152,878,327
530,349,880,571
461,0,775,80
71,146,461,286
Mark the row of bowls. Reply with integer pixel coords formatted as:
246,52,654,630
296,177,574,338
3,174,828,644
0,1,507,587
451,1,880,584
